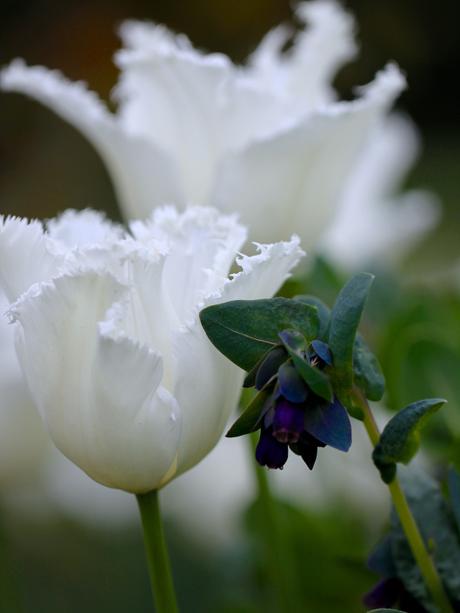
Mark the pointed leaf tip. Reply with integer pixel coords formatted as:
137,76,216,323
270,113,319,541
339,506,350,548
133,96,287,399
373,398,446,483
328,272,375,408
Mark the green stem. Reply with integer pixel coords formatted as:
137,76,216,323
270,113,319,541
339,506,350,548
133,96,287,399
358,392,453,613
248,433,300,613
136,490,179,613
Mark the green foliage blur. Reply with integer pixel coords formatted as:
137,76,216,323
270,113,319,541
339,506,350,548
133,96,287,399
1,1,459,612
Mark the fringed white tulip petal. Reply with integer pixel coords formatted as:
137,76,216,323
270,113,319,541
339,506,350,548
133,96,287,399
225,237,304,302
212,64,406,246
0,60,184,220
11,272,180,493
250,0,357,109
322,114,439,267
131,206,247,324
0,216,61,302
289,0,357,106
0,290,47,487
115,24,233,203
46,209,123,247
173,235,303,475
101,256,179,388
94,334,181,492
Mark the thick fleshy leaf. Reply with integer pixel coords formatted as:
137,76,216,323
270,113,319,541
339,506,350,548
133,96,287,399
277,361,308,403
279,329,332,402
200,298,319,372
303,397,352,452
353,334,385,401
226,389,272,438
373,398,446,484
294,294,331,341
328,272,375,407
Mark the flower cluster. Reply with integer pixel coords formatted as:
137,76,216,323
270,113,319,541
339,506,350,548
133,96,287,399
250,330,351,470
243,332,351,471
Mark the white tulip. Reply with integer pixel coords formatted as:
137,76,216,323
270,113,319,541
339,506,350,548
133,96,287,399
1,1,406,248
0,207,303,494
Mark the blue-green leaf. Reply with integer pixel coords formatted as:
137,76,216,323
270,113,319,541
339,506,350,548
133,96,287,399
373,398,446,483
328,273,374,406
200,298,319,371
353,334,385,401
226,389,272,438
294,295,331,341
279,329,332,402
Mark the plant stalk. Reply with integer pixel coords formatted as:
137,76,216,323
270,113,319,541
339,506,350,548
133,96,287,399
136,490,179,613
249,433,300,613
358,392,453,613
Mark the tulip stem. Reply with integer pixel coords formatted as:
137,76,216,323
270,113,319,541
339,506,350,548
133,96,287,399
249,433,300,612
136,490,179,613
356,391,453,613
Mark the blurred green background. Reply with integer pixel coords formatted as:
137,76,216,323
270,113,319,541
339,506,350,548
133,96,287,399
1,1,459,612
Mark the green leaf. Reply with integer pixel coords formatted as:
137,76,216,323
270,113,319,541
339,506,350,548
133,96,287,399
328,273,374,406
391,469,460,611
226,389,272,438
368,610,405,612
294,295,331,341
373,398,446,483
353,334,385,401
279,330,333,402
200,298,319,371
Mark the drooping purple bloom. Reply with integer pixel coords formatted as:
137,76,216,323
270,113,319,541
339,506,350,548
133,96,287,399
255,427,289,469
272,398,305,444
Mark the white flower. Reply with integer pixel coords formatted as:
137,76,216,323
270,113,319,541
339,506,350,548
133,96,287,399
1,1,405,247
0,288,48,488
321,114,440,267
0,207,303,494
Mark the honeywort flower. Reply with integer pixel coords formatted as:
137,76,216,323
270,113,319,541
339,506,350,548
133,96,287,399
240,332,350,471
1,1,406,247
0,207,303,494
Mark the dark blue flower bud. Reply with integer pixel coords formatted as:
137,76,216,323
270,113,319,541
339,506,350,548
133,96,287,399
289,432,324,470
277,361,308,403
363,577,402,609
255,346,288,390
310,339,333,366
255,427,289,469
272,398,305,444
